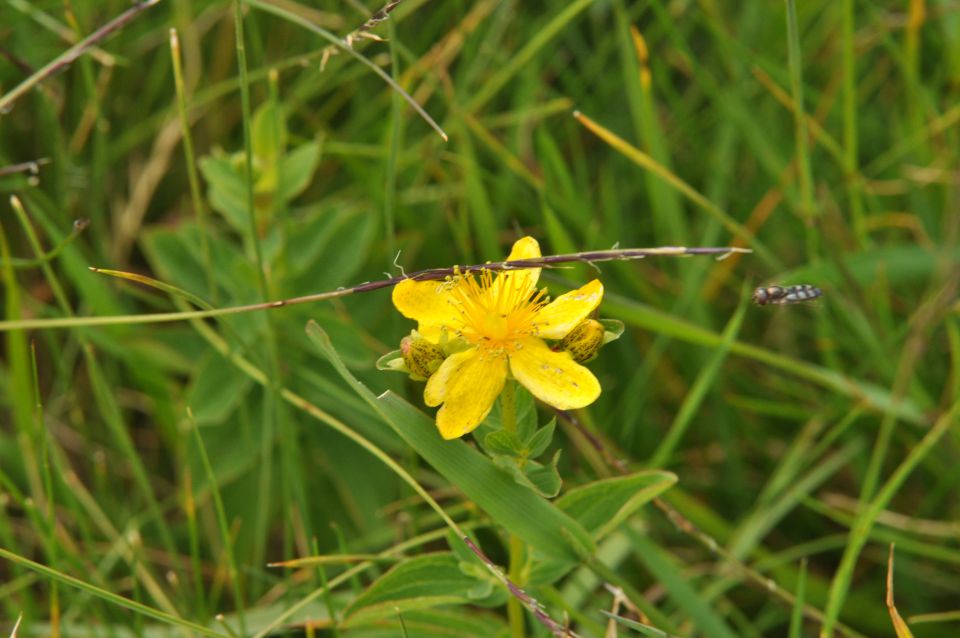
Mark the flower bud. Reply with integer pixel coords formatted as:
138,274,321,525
400,335,446,380
555,319,605,363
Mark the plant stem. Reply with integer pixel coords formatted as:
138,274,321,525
500,381,525,638
501,381,517,433
508,533,526,638
0,244,749,331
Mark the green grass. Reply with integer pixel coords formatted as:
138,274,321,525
2,1,959,637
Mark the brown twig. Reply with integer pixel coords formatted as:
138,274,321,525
0,244,748,330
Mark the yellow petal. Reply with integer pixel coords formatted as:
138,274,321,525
491,236,542,300
534,279,604,340
509,337,600,410
425,349,508,439
392,277,464,341
423,349,472,406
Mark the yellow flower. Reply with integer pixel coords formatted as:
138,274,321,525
392,237,603,439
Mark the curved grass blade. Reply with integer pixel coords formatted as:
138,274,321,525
306,320,595,562
243,0,447,141
0,548,227,638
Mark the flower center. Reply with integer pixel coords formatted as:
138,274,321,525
451,269,546,353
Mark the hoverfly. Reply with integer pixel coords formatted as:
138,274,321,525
752,284,823,305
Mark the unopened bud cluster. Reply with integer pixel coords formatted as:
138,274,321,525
555,319,605,363
400,335,446,380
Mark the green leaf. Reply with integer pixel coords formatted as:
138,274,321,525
277,141,321,203
251,101,287,164
198,153,248,231
484,430,525,456
307,321,595,562
186,352,253,425
287,206,376,292
341,553,479,627
600,611,673,636
526,419,556,458
523,450,562,497
492,451,562,499
556,471,677,539
346,608,508,638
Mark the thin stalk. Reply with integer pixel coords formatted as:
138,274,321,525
243,0,446,141
187,409,246,635
233,0,268,298
2,217,88,269
0,0,162,114
182,468,208,620
233,0,290,580
841,0,866,247
499,382,524,638
169,28,216,301
463,536,575,638
383,17,401,266
32,345,60,638
785,0,818,259
0,245,749,331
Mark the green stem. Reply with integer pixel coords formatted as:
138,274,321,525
500,382,524,638
501,381,517,433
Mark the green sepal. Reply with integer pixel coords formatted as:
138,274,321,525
600,318,625,345
492,449,562,498
375,349,408,373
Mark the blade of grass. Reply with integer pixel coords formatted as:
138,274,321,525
187,409,247,635
840,0,866,247
0,548,227,638
617,14,686,245
0,0,161,114
572,110,780,270
624,528,739,638
2,218,90,269
602,290,928,425
31,344,60,638
788,559,808,638
648,286,748,467
820,399,960,637
784,0,817,243
0,210,34,461
243,0,446,141
465,0,594,113
169,28,216,301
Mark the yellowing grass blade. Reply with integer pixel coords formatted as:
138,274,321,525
887,544,915,638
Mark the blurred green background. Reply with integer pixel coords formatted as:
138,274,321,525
1,0,958,636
